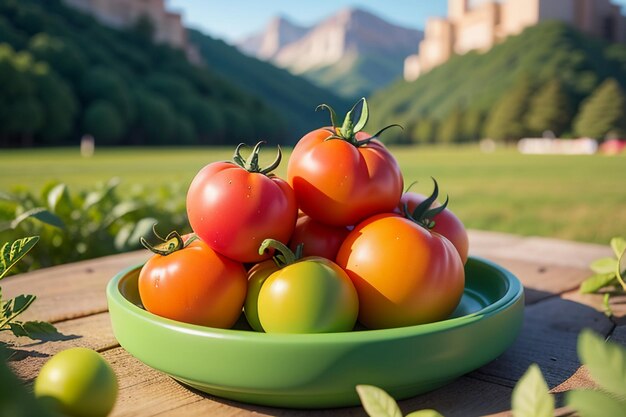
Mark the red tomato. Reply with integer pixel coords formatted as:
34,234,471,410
138,235,247,328
287,99,403,226
399,192,469,264
336,213,465,329
289,214,350,260
187,142,298,263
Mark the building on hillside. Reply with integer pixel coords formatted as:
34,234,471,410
404,0,626,81
62,0,201,64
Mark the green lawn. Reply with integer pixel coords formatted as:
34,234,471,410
1,145,624,245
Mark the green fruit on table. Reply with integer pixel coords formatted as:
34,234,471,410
34,347,118,417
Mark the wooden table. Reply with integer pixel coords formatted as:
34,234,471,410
3,230,625,417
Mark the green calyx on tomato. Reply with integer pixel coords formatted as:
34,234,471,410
232,141,282,175
317,98,402,147
402,178,449,230
139,224,197,256
259,238,303,267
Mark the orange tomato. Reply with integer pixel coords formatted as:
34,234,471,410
139,238,247,328
336,213,465,329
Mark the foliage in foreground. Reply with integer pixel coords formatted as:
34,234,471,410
0,178,190,273
357,329,626,417
0,236,58,341
578,237,626,316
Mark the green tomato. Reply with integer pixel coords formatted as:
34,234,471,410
257,257,359,333
244,259,279,332
34,347,118,417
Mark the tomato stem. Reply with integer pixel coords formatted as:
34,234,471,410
317,98,402,147
259,239,299,267
232,141,282,175
402,178,449,230
140,224,194,256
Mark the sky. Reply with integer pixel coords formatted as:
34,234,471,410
167,0,626,44
165,1,447,43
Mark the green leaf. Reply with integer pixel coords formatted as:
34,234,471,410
0,294,36,327
10,207,65,230
406,410,445,417
0,236,39,280
46,183,70,212
566,389,626,417
114,217,157,251
590,257,618,274
580,273,617,293
356,385,403,417
511,364,554,417
83,177,120,210
353,98,369,133
610,237,626,260
603,293,614,317
578,329,626,398
102,201,142,228
8,321,60,341
616,247,626,291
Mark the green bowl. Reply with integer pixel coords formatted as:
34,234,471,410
107,257,524,409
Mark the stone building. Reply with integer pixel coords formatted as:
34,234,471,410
404,0,626,81
62,0,201,63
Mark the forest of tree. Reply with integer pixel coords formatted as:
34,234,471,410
369,22,626,144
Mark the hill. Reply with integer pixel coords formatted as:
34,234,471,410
0,0,344,147
237,8,423,99
368,22,626,144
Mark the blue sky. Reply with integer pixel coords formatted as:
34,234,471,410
166,1,447,43
167,0,626,44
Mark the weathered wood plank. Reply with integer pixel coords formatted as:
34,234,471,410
482,256,591,304
3,312,118,382
1,250,150,323
468,230,612,269
471,295,614,389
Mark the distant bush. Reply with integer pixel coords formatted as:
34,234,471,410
0,179,189,273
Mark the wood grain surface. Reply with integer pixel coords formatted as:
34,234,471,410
2,230,623,417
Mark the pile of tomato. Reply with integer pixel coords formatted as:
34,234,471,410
137,99,469,333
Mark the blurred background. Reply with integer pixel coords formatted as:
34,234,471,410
0,0,625,271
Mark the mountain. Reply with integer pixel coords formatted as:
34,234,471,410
237,8,423,99
237,16,309,60
188,30,350,141
367,21,626,144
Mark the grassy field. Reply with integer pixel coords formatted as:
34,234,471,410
1,145,624,245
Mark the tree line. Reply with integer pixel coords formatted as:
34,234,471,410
405,76,626,144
